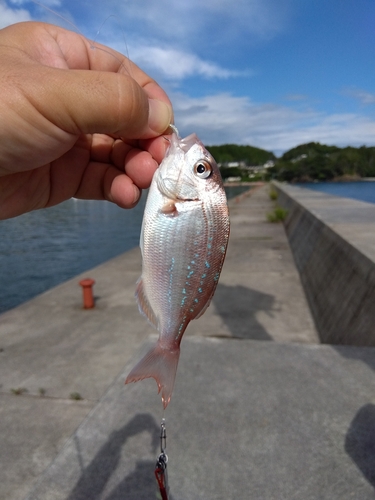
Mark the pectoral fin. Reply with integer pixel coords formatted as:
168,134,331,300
160,201,178,216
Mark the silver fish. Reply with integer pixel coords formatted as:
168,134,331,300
125,127,230,408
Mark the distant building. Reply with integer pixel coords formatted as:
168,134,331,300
220,158,275,180
263,160,275,168
291,154,307,163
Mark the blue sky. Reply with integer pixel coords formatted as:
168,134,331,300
2,0,375,155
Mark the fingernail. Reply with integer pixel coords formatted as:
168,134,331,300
133,185,140,204
148,99,173,135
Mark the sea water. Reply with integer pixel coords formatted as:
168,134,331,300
0,185,250,314
296,181,375,205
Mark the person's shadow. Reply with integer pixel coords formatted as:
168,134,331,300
212,283,275,340
67,413,175,500
345,404,375,488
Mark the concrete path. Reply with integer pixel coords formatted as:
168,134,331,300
27,338,375,500
0,185,334,499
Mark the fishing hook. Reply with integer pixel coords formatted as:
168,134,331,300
155,418,169,500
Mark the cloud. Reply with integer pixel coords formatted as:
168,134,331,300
0,1,32,28
1,0,67,30
94,27,251,83
171,93,375,155
343,87,375,105
129,45,247,81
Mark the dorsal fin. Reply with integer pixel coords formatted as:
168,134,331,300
135,279,158,329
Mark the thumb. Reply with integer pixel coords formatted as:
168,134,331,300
31,66,173,139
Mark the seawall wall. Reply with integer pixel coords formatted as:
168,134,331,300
272,181,375,346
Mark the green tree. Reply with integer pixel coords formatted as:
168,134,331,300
271,142,375,182
206,144,275,165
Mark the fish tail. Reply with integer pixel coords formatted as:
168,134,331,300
125,342,180,409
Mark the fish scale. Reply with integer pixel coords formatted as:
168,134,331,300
126,129,230,408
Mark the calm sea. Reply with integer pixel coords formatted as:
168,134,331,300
0,185,249,314
297,180,375,205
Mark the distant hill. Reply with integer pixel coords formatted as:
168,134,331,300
270,142,375,182
206,144,276,166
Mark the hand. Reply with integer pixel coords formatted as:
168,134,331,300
0,22,173,220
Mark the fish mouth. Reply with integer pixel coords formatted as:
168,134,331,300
178,133,203,153
157,176,200,202
156,131,207,201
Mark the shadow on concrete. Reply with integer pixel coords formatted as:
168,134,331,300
345,404,375,488
212,283,274,340
333,345,375,373
68,413,175,500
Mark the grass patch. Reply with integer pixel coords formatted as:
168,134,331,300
70,392,83,401
267,206,288,223
11,387,27,395
269,187,278,200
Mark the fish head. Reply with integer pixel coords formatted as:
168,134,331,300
156,132,224,203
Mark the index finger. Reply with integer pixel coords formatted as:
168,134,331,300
50,24,172,104
3,22,172,106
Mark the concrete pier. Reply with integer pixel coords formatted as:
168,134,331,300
273,181,375,346
1,185,375,499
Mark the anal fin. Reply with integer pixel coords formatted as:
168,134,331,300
135,279,158,329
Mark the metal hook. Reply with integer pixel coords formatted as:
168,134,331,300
155,418,169,499
160,418,167,455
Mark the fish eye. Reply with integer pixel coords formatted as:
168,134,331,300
194,160,212,179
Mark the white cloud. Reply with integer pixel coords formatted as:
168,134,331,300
93,29,250,83
0,1,32,28
0,0,65,30
171,93,375,154
129,45,247,80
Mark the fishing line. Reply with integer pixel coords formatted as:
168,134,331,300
30,0,133,78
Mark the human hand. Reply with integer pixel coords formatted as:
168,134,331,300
0,22,173,220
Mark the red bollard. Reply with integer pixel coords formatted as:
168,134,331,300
79,278,96,309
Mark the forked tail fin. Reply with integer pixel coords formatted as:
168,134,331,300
125,342,180,409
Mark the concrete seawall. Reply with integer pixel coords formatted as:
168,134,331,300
273,181,375,346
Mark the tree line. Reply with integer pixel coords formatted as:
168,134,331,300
270,142,375,182
207,142,375,182
206,143,276,165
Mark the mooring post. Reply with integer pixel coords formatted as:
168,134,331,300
79,278,96,309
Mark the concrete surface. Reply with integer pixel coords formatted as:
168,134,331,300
0,395,92,500
1,183,363,500
273,181,375,346
27,338,375,500
210,186,318,344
